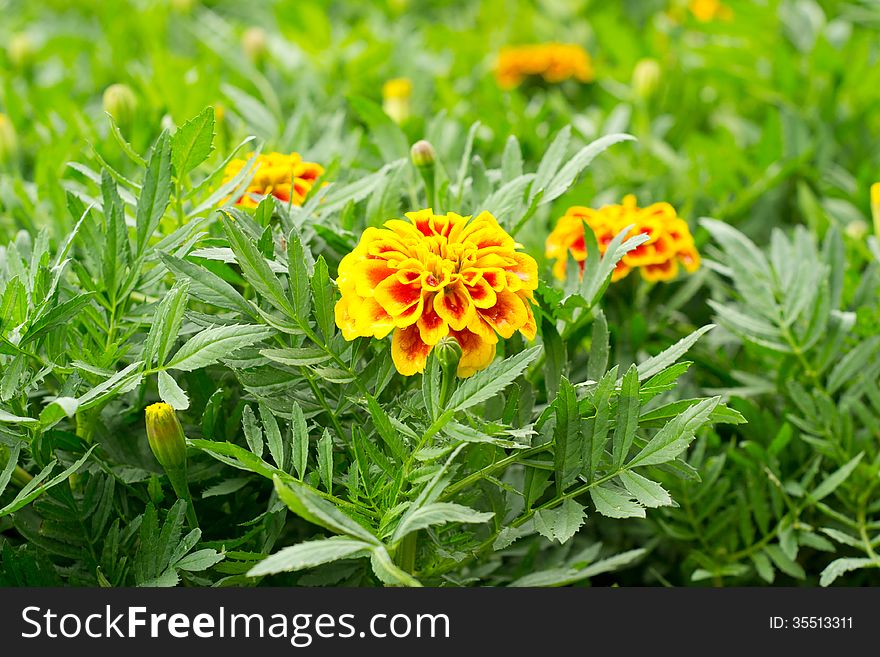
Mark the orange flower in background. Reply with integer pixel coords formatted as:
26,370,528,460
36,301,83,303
689,0,733,22
335,209,538,377
221,152,323,208
546,195,700,283
495,43,594,89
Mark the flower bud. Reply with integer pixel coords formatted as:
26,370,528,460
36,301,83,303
382,78,412,124
410,140,436,168
242,27,268,63
436,336,463,376
0,114,19,165
102,83,138,129
632,58,661,99
845,219,868,240
8,33,35,69
170,0,196,14
145,403,187,470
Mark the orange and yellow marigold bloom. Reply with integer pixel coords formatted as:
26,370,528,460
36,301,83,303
221,151,323,208
494,43,594,89
546,195,700,283
335,209,538,377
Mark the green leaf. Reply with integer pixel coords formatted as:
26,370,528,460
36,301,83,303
0,444,22,497
259,402,285,471
580,226,649,307
38,397,79,429
586,367,617,480
810,453,863,503
248,537,372,577
241,405,264,458
369,546,422,587
287,228,312,320
501,135,523,183
530,125,570,203
290,401,309,480
171,106,215,176
392,502,493,543
317,428,333,494
143,280,190,368
0,411,37,428
160,253,252,316
819,558,878,587
166,324,273,371
587,309,609,382
365,393,407,461
554,376,583,493
175,548,224,572
509,548,646,587
0,447,96,517
628,397,720,468
260,347,330,367
157,371,189,410
455,121,481,200
618,470,672,508
827,337,880,395
589,484,645,519
612,365,640,469
448,346,542,413
21,293,97,347
542,133,635,205
533,499,587,544
272,475,379,544
221,213,295,317
764,545,806,580
310,256,333,340
135,131,173,256
751,552,775,584
636,325,714,381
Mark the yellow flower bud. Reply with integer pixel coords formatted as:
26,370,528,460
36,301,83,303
8,33,35,69
632,58,662,99
145,403,187,471
382,78,412,124
410,140,436,168
242,27,268,63
845,219,868,240
102,83,138,129
0,114,19,165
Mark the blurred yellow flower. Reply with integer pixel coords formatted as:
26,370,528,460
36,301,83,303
335,209,538,377
494,43,594,89
689,0,733,22
546,195,700,283
221,152,323,208
382,77,412,124
871,182,880,239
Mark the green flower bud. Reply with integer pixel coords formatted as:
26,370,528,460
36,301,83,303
8,33,35,69
436,336,462,376
845,219,869,240
102,83,138,129
410,140,436,168
242,27,268,63
170,0,196,14
145,402,187,470
0,114,19,165
632,58,662,99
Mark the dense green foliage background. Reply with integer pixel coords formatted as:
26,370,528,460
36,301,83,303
1,0,879,587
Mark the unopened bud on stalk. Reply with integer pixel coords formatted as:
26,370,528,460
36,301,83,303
382,78,412,124
436,336,462,376
871,183,880,239
410,139,435,168
8,33,35,69
632,58,661,99
0,114,19,165
242,27,268,63
102,83,138,130
145,403,187,471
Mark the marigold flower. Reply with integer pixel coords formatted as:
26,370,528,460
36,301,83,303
494,43,594,89
335,209,538,377
221,152,324,208
545,195,700,284
689,0,733,22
